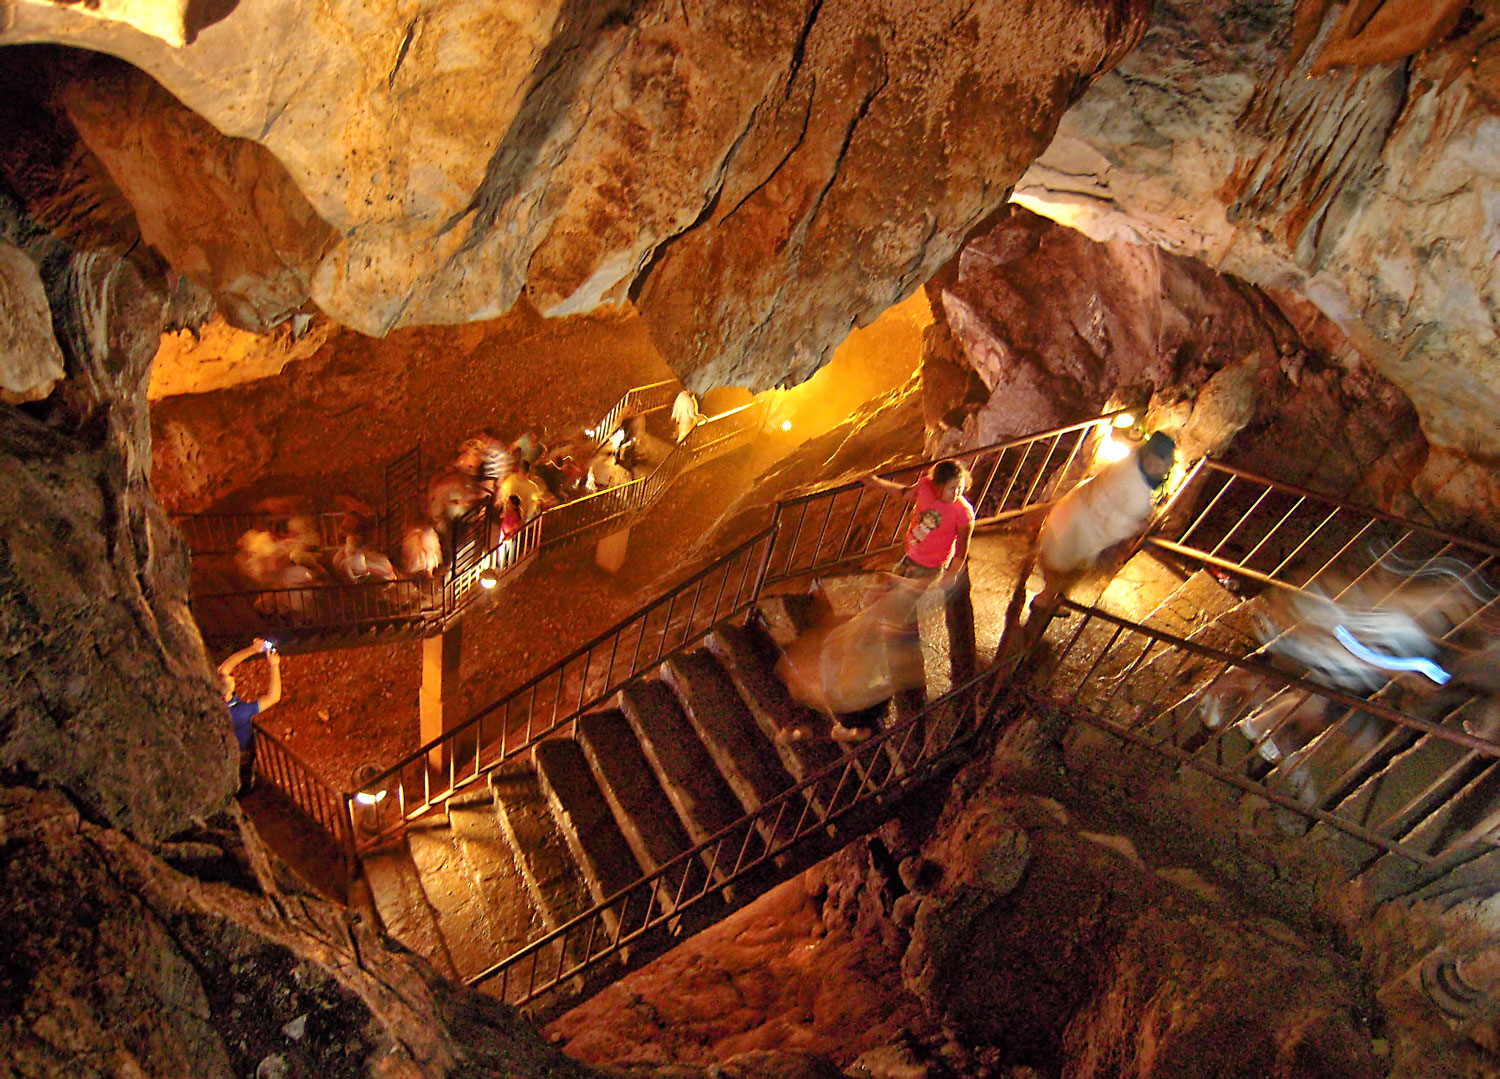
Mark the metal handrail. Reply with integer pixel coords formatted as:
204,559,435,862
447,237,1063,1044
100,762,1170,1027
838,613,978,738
345,410,1117,846
250,721,357,872
762,412,1120,586
181,392,753,647
350,524,779,849
1019,595,1500,870
538,400,764,550
468,658,1000,1007
1190,461,1500,561
174,511,353,556
585,378,680,453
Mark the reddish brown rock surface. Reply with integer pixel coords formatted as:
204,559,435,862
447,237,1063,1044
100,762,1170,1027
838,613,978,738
926,205,1441,533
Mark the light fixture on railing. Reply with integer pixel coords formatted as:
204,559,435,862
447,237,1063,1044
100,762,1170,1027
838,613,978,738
1097,431,1132,463
1112,412,1136,429
350,763,389,836
478,567,500,589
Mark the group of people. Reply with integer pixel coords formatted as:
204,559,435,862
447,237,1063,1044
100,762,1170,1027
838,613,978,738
233,496,402,612
231,392,707,605
775,430,1179,743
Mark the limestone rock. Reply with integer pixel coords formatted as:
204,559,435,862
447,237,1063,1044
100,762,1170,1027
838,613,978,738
927,204,1298,447
0,238,63,403
1012,0,1500,486
1,192,229,842
899,785,1382,1077
56,57,336,333
0,785,602,1079
927,205,1438,530
1,0,1152,389
1179,357,1260,461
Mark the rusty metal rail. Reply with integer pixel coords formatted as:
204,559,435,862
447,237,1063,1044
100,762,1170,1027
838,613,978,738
762,413,1118,586
250,722,358,873
180,390,752,649
538,401,762,550
1019,599,1500,870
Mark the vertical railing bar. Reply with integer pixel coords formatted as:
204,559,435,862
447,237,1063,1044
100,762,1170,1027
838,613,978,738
1207,482,1274,560
1178,470,1235,548
834,487,867,558
686,576,707,644
994,441,1033,512
1019,432,1065,508
1267,504,1342,581
1238,494,1306,571
656,593,680,663
789,501,813,575
1301,517,1380,594
809,494,841,566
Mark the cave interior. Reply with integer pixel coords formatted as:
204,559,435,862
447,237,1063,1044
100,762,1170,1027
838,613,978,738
4,1,1500,1077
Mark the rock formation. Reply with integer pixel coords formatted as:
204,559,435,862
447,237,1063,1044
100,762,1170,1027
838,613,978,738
2,0,1150,388
1011,0,1500,500
0,787,604,1079
0,189,232,843
922,204,1435,530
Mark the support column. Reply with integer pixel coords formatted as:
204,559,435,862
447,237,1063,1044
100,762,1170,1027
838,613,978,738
419,623,463,771
595,524,630,575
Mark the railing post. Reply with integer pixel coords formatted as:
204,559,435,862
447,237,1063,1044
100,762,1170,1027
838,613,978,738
340,791,359,874
749,512,781,607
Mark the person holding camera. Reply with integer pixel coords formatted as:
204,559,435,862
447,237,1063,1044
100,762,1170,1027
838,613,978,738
218,637,282,794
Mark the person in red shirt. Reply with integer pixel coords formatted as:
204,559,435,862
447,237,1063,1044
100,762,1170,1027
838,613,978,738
861,460,976,588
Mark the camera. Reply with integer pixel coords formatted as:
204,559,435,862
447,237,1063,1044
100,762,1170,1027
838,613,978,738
260,638,277,653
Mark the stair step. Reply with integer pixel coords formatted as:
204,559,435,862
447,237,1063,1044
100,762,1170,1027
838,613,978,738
447,800,543,963
619,679,764,876
708,623,842,797
534,738,644,907
1382,844,1500,908
407,812,525,980
663,650,799,835
360,839,459,980
489,760,592,933
576,709,706,905
1319,727,1478,868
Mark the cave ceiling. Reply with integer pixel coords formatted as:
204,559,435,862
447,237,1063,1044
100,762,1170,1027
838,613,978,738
1012,0,1500,469
1,0,1150,391
4,1,1496,473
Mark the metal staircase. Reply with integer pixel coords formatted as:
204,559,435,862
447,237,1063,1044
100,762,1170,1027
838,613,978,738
1014,459,1500,1035
258,416,1110,1014
242,418,1500,1029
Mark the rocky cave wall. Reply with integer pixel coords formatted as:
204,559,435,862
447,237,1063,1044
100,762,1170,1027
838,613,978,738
921,204,1435,530
2,2,1499,1075
1011,0,1500,523
1,0,1150,389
